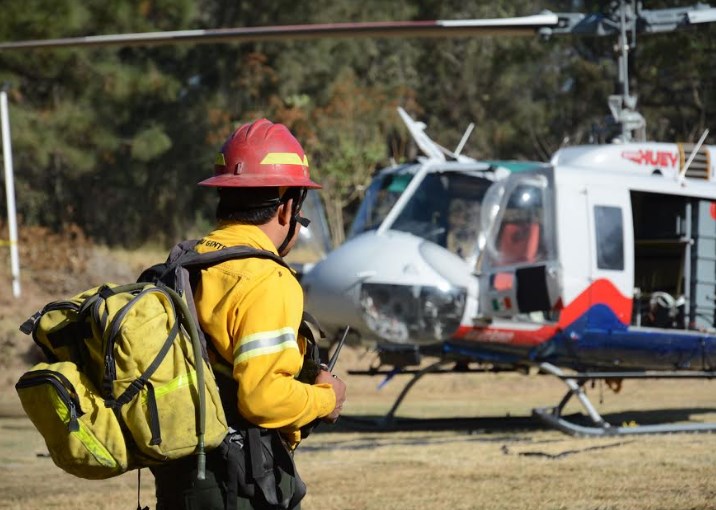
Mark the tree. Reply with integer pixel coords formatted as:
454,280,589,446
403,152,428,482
0,0,712,250
307,69,407,246
0,0,200,246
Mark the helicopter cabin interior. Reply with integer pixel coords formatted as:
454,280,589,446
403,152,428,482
630,191,716,331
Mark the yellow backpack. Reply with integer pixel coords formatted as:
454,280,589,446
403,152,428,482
16,360,130,479
16,241,289,480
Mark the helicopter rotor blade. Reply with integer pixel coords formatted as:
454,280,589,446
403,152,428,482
1,3,715,52
687,9,716,24
0,14,560,51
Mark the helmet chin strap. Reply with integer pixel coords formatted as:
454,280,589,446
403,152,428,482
278,216,298,256
277,188,309,256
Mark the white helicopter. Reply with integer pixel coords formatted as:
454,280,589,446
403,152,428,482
3,1,716,435
300,107,531,348
300,1,716,435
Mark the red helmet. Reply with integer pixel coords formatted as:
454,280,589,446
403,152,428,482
198,119,321,189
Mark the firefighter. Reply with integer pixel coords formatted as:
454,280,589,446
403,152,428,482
152,119,347,510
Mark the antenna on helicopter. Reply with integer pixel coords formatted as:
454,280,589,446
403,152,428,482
678,128,710,185
454,122,475,157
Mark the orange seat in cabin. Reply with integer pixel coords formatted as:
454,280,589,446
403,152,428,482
493,222,540,291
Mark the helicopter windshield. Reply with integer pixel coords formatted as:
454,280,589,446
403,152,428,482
348,167,414,238
390,171,493,261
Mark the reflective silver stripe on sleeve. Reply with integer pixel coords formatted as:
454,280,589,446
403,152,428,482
233,327,298,364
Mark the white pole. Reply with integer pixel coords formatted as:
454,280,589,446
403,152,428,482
1,89,21,297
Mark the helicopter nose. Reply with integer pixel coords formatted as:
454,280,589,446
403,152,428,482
357,239,471,345
301,233,381,341
302,230,474,346
359,280,467,345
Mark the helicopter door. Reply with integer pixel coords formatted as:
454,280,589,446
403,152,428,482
478,171,560,318
585,185,634,326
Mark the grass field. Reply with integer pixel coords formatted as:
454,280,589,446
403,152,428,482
2,352,716,510
1,241,715,509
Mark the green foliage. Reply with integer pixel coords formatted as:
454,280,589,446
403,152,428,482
0,0,199,245
0,0,713,246
308,68,399,245
130,124,172,161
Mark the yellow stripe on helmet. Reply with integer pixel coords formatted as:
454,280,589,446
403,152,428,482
215,153,226,166
260,153,309,167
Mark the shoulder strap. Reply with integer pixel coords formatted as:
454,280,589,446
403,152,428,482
139,239,291,284
137,240,294,362
173,243,290,272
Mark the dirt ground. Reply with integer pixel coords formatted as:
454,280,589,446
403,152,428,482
2,367,716,510
1,231,716,509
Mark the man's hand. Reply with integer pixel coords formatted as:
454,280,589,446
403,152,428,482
315,369,347,423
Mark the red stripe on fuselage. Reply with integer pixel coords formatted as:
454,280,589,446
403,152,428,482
455,279,632,347
557,278,632,327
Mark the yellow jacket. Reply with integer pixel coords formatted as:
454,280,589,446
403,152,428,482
194,223,336,447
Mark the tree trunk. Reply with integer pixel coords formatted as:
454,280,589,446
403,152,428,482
326,196,345,248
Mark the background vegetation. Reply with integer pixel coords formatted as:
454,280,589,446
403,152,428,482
0,0,713,247
0,6,715,508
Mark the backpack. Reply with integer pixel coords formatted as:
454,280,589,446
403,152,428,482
15,240,290,481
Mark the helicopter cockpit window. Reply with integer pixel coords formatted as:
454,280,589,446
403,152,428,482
348,171,413,238
486,175,554,268
391,172,491,261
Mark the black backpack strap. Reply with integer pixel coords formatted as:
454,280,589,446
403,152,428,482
298,311,325,346
169,244,291,276
222,434,248,510
245,427,305,509
247,427,279,507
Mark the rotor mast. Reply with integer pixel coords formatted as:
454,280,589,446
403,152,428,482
544,1,716,144
0,1,715,145
608,0,646,143
604,0,716,142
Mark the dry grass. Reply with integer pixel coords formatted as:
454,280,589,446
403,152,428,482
1,239,715,509
298,431,716,510
2,359,716,510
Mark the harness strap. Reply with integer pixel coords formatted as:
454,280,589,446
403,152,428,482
145,382,161,446
136,469,149,510
274,433,306,508
224,437,241,510
247,427,280,507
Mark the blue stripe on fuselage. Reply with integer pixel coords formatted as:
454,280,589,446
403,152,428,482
448,304,716,371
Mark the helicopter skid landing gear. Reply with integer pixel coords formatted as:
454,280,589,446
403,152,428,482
533,362,716,436
379,360,453,427
348,357,491,428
